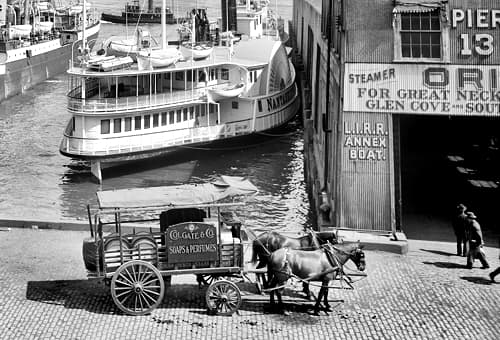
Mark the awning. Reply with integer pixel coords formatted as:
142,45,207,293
393,0,447,13
96,176,258,209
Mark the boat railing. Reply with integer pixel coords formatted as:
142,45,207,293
60,119,254,156
67,88,209,113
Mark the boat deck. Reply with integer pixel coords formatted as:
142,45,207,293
68,37,281,76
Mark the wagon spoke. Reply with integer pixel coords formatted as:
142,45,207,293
116,289,133,299
141,291,157,305
118,272,135,286
115,279,133,287
143,288,161,296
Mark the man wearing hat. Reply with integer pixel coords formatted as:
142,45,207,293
465,211,490,269
452,204,468,256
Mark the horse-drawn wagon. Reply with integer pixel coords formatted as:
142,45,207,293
82,176,258,316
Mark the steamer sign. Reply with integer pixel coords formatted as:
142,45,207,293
166,222,218,263
344,63,500,116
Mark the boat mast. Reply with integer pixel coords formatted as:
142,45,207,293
82,0,87,55
161,0,167,49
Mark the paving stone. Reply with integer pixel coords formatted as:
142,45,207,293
0,229,498,339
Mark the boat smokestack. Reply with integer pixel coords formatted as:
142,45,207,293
221,0,237,32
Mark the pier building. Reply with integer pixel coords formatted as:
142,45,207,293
291,0,500,237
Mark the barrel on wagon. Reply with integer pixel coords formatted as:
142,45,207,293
82,176,258,315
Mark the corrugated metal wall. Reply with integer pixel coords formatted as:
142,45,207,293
339,112,394,231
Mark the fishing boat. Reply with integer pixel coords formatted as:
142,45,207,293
101,0,177,25
0,0,101,102
60,0,299,183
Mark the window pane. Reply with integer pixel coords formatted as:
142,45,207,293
402,45,411,57
169,111,174,124
153,113,159,127
134,116,141,130
431,45,441,58
420,14,430,30
144,115,150,129
421,45,430,58
410,32,420,46
176,110,182,122
113,118,121,133
430,32,440,44
183,108,188,121
410,15,420,30
161,112,167,126
101,120,110,134
421,33,430,45
430,14,440,30
401,32,411,44
125,117,132,131
412,45,421,58
401,14,411,30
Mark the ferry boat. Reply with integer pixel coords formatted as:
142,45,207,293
0,0,101,102
101,0,177,25
59,0,299,183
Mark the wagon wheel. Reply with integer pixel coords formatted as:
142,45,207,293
206,279,242,316
111,260,165,316
197,274,220,287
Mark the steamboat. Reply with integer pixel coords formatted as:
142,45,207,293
101,0,178,25
0,0,100,102
59,0,299,183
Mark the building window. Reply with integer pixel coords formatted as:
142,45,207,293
393,3,449,62
113,118,122,133
134,116,141,130
144,115,151,129
153,113,159,127
101,120,110,134
125,117,132,132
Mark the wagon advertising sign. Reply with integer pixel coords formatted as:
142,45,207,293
166,223,218,263
344,63,500,116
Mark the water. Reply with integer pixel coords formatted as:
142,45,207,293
0,0,310,233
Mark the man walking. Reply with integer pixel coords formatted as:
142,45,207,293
452,204,468,256
465,212,489,269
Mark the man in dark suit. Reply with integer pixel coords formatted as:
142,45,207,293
452,204,468,256
465,212,490,269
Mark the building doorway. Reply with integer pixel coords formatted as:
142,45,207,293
394,114,500,245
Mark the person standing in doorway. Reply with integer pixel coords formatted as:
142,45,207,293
465,212,490,269
452,204,468,257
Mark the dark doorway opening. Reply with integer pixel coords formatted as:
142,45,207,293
395,114,500,246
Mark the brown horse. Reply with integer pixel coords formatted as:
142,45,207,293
267,242,365,315
250,229,337,294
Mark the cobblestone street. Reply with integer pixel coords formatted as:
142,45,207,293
0,229,498,340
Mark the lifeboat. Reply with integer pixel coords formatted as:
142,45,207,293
137,48,183,69
180,42,213,60
207,83,245,102
9,25,32,39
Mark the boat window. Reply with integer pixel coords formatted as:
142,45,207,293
164,73,171,80
254,70,258,81
175,72,183,81
221,69,229,80
186,71,193,82
249,72,253,83
183,108,188,121
134,116,141,130
200,105,206,117
189,109,194,120
169,111,175,124
209,104,217,114
210,69,217,80
232,102,239,109
72,117,75,133
199,71,206,83
161,112,167,126
176,110,182,122
144,115,151,129
125,117,132,132
258,100,262,112
113,118,122,133
101,120,110,134
153,114,159,127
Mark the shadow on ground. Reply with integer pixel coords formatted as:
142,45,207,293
422,261,466,269
26,279,334,318
420,249,458,257
460,276,495,285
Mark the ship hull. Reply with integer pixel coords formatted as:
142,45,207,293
0,29,99,102
61,94,300,178
101,13,177,24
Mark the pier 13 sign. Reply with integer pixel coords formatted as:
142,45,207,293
344,63,500,116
